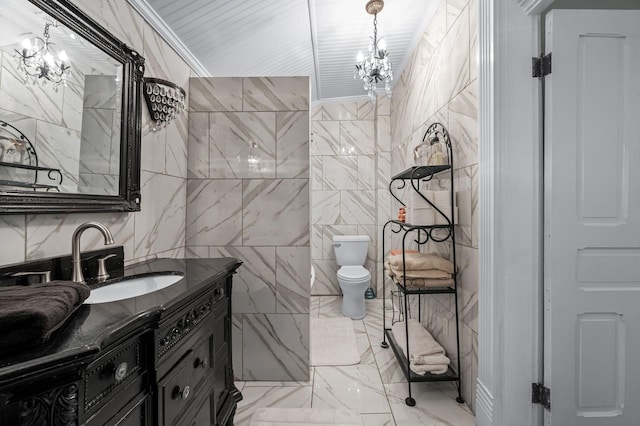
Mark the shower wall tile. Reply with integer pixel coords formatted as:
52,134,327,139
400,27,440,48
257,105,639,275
232,314,243,380
454,167,473,247
358,155,376,190
186,179,242,246
143,23,191,89
341,190,375,225
442,7,470,103
469,0,479,83
311,225,324,260
322,102,357,121
471,164,478,249
243,179,309,246
72,0,144,53
357,101,375,120
187,112,209,178
310,155,323,190
186,77,309,381
165,111,188,178
189,77,242,112
377,152,391,190
142,97,171,172
448,80,478,170
276,111,309,178
311,121,340,156
243,77,309,112
209,112,276,179
209,246,276,314
134,172,186,258
276,246,310,314
322,156,358,190
242,314,309,381
339,121,375,155
457,245,478,332
311,259,340,295
447,0,469,30
312,190,341,225
377,115,391,153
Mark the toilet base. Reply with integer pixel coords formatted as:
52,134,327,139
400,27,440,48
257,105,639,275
340,288,367,320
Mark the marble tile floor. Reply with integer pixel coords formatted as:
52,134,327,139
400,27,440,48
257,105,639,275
235,296,476,425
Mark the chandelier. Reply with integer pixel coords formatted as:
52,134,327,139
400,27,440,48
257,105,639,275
14,21,71,90
354,0,393,101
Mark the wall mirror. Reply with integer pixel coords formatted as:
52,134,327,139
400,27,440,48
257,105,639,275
0,0,144,214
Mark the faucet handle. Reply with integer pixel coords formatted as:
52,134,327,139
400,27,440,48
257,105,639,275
12,270,52,284
96,254,117,282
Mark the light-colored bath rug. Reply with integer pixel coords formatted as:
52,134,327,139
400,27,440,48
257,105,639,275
250,407,360,425
310,317,360,366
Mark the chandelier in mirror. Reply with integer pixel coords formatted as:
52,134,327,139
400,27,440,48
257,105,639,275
354,0,393,102
14,21,71,90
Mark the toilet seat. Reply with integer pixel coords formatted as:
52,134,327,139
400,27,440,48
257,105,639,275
337,266,370,282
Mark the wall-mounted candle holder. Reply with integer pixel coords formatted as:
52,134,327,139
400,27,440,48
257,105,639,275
142,77,186,131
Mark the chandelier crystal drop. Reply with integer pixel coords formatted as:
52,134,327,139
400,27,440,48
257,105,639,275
354,0,393,102
14,21,71,90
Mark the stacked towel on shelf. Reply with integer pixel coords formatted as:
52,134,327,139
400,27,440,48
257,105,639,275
384,252,454,288
391,319,450,375
0,281,90,349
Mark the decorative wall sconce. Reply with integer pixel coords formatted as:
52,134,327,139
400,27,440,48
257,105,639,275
142,77,186,131
14,20,71,90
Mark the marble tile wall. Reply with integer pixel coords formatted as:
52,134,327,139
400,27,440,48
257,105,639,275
310,96,391,297
388,0,478,412
0,0,192,266
186,77,310,382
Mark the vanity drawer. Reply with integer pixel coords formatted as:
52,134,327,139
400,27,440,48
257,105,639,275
156,292,213,360
84,335,146,412
159,335,212,425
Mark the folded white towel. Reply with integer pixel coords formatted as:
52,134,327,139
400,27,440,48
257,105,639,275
410,353,450,366
391,320,450,375
384,262,451,279
410,363,449,375
391,319,446,357
387,253,454,274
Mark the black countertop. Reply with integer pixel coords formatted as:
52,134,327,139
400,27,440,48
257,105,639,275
0,257,241,382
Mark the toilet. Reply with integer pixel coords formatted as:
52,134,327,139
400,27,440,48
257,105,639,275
333,235,371,320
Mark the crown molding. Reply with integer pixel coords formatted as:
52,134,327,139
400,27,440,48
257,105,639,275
127,0,210,77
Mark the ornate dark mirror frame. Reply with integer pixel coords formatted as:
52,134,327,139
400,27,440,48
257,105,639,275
0,0,145,214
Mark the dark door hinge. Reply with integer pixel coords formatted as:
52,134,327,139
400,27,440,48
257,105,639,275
532,53,552,78
532,382,551,410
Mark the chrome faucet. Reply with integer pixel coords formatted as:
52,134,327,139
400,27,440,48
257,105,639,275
72,222,114,283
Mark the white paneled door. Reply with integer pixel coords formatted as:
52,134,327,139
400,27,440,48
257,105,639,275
544,9,640,426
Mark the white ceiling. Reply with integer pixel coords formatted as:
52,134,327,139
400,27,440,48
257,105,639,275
131,0,438,102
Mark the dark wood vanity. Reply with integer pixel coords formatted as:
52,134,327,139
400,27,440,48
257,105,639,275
0,257,242,425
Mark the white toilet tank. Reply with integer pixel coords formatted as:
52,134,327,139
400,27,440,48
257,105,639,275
333,235,370,266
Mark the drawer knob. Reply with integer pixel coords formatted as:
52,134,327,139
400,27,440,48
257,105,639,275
172,385,191,401
194,357,208,369
114,362,128,382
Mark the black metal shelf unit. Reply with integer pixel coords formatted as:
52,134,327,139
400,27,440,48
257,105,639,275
381,122,465,407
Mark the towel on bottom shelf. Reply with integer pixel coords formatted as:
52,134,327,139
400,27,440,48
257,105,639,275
387,252,454,274
384,263,454,288
391,319,450,375
0,281,90,348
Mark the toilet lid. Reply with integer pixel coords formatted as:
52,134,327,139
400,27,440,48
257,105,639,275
338,266,370,281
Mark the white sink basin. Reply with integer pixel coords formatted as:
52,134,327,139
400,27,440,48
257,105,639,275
84,273,184,304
